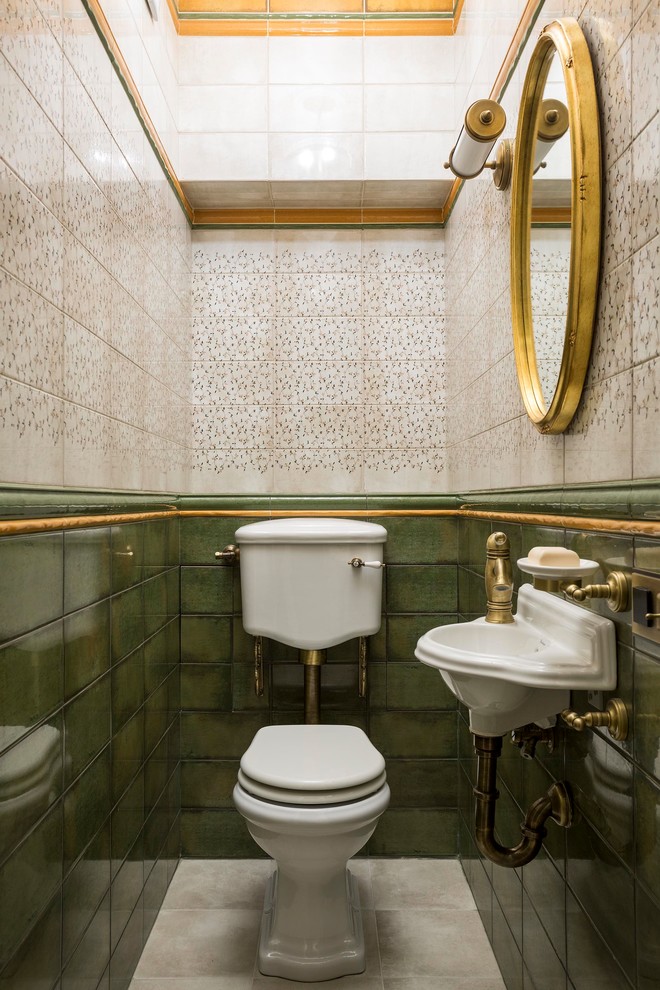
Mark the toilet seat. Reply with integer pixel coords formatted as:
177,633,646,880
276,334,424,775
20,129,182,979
239,724,386,806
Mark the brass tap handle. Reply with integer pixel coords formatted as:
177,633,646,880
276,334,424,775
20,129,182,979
561,698,628,741
563,571,629,613
215,544,240,564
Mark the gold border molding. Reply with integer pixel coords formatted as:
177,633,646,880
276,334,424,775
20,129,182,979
2,506,658,537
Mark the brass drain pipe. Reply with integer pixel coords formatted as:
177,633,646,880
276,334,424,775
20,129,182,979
473,734,573,868
300,650,326,724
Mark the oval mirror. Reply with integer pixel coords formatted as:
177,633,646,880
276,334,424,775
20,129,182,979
510,19,601,434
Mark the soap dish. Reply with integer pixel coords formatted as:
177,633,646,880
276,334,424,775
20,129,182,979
518,557,599,581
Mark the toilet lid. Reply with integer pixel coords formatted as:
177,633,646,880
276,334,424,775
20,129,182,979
240,725,385,794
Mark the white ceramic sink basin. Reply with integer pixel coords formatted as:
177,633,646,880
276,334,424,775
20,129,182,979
415,584,616,736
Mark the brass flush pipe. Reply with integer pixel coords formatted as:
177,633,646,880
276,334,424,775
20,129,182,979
473,734,573,869
300,649,326,725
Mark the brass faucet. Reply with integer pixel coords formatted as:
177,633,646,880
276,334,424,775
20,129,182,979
485,532,514,624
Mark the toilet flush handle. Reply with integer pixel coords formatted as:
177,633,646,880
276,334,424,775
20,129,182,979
348,557,385,569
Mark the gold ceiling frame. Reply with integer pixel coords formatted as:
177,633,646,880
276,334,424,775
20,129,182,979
84,0,543,227
510,18,601,434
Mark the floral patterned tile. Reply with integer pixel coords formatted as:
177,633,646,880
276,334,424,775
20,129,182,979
632,234,659,364
192,448,274,495
193,405,274,449
273,449,362,495
63,231,113,342
518,415,565,488
587,258,633,385
596,38,633,171
275,230,361,274
275,318,361,362
63,60,112,197
0,51,64,221
363,318,445,362
275,404,363,449
0,0,64,131
363,273,444,318
631,0,659,139
192,273,275,319
193,318,274,362
361,230,444,273
564,370,633,483
602,147,633,276
0,163,64,309
631,113,659,253
62,316,113,414
363,404,446,449
275,361,362,405
62,145,114,272
0,269,64,395
0,375,64,486
275,273,361,318
191,360,274,405
363,360,447,405
578,0,633,78
632,356,660,479
62,0,113,127
363,448,447,494
110,279,147,365
193,230,276,275
530,271,570,317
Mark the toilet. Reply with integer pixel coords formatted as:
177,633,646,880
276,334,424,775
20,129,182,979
232,517,390,982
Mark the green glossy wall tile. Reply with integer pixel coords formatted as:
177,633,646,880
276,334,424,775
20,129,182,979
386,565,457,613
0,534,63,644
369,711,456,759
565,889,631,990
383,516,458,564
62,892,110,989
109,895,144,989
0,802,63,970
112,711,144,804
180,566,233,615
64,528,111,614
181,712,268,760
64,600,111,700
143,572,170,639
112,648,144,733
633,650,660,781
111,586,145,665
62,822,111,962
181,616,231,663
64,747,111,871
0,893,62,990
368,809,458,856
0,622,64,748
232,662,270,711
385,760,457,808
111,524,145,594
180,809,264,858
181,664,232,711
634,769,660,905
386,662,456,710
180,516,260,565
144,621,178,697
143,520,171,576
636,884,660,990
387,613,456,661
181,761,237,808
111,773,144,871
64,673,112,783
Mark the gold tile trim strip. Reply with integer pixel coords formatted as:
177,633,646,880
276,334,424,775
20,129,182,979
0,511,179,538
2,506,658,536
83,0,194,223
489,0,544,101
531,207,571,224
269,0,363,11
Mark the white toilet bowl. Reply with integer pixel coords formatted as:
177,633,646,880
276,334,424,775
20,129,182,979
233,724,390,982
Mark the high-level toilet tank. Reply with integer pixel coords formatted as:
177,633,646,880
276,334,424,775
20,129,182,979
235,518,387,650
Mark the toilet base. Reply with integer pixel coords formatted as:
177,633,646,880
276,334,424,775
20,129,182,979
258,868,365,983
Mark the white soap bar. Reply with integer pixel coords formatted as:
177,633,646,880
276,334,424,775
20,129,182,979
528,546,580,566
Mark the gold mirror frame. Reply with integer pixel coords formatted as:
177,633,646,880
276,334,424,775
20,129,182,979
510,18,601,434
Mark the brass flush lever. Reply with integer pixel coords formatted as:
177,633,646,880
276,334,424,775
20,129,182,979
215,544,240,564
561,698,628,741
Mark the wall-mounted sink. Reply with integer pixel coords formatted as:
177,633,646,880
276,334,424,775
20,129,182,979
415,584,616,736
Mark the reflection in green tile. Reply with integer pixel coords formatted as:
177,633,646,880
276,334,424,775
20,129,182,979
111,524,144,594
112,711,144,804
111,772,144,868
62,891,110,987
111,648,144,733
0,802,62,969
633,650,660,780
635,769,660,904
64,747,111,871
64,528,111,614
636,884,660,990
62,821,111,962
0,533,63,644
0,621,63,748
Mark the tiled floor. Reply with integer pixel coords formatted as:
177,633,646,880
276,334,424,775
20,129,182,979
130,859,506,989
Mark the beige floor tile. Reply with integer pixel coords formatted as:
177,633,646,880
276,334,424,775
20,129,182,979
253,979,383,989
370,859,476,911
384,981,505,989
130,980,251,989
164,860,274,910
377,908,499,980
134,909,261,979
